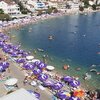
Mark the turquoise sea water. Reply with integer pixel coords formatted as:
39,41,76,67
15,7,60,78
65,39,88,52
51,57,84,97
9,12,100,90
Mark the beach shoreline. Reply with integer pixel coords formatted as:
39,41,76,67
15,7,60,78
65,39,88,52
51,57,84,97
1,8,100,34
0,9,100,99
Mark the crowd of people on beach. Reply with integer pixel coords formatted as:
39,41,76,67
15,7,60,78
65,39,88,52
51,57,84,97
0,10,100,100
0,8,99,32
0,30,100,100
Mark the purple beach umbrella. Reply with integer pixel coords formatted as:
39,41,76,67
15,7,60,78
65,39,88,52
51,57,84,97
63,76,73,83
1,62,9,68
33,91,40,99
17,49,24,54
11,52,18,57
0,41,5,47
34,60,41,66
0,65,4,72
38,73,48,81
27,90,40,99
23,63,35,70
22,51,30,57
3,35,9,40
43,80,54,87
52,82,63,90
12,45,20,50
16,58,25,63
38,62,47,69
69,96,80,100
70,80,80,88
57,90,71,99
33,69,42,75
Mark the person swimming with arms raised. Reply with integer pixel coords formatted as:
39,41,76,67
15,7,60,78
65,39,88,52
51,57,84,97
48,35,54,40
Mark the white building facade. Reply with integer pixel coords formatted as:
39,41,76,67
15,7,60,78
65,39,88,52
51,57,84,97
0,1,21,15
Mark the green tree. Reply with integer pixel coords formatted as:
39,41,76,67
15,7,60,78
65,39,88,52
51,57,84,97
18,1,30,14
83,0,89,8
0,14,11,21
53,8,58,13
79,6,84,11
0,9,4,14
46,8,52,14
37,10,43,16
92,4,97,10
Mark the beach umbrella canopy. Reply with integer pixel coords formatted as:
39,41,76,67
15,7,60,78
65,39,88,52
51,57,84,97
5,78,18,86
22,51,30,57
73,89,85,98
1,62,9,68
32,59,40,63
27,90,40,99
70,80,80,87
23,63,35,70
12,45,20,50
46,65,55,71
57,90,71,99
17,49,24,54
69,96,80,100
0,41,5,47
11,52,18,57
0,32,4,37
0,65,4,72
34,60,41,66
52,82,63,90
26,55,34,60
38,73,48,81
63,76,73,83
30,81,37,86
7,49,14,54
33,91,40,99
33,69,42,75
16,58,26,63
3,35,9,40
2,48,9,53
38,62,47,69
43,80,54,87
69,80,80,87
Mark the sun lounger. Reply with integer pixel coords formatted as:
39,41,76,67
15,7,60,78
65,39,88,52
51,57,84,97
38,85,46,90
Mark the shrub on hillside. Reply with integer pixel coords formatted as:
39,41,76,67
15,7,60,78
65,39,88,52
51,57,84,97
0,14,11,21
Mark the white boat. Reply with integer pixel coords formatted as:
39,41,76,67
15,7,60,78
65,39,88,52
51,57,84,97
37,48,44,52
48,35,54,40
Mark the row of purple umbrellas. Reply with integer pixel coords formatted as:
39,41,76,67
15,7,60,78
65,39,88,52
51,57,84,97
0,41,30,58
0,32,81,100
62,76,80,88
22,61,47,70
0,32,9,41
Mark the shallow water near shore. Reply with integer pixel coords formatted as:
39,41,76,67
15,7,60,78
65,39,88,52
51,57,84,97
9,12,100,90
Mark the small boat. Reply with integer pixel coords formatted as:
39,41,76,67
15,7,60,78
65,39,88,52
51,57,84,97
48,35,54,40
90,69,97,72
76,67,81,71
63,65,70,70
37,48,44,52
